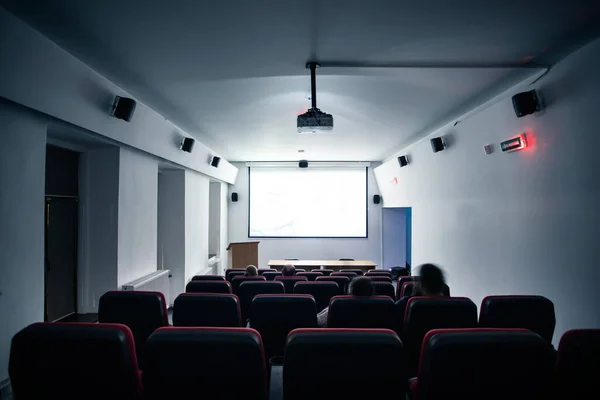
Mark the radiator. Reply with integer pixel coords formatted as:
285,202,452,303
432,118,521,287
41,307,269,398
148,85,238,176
122,270,170,304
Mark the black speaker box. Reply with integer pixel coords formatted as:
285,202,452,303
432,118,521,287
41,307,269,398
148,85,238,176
110,96,136,122
373,194,381,204
431,137,445,153
299,160,308,168
180,137,195,153
398,155,409,167
231,192,238,202
512,90,541,118
210,156,220,167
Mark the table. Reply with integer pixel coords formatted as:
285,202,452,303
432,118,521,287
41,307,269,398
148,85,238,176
267,260,377,273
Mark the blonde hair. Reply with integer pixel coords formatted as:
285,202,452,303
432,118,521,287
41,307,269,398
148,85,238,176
245,265,258,276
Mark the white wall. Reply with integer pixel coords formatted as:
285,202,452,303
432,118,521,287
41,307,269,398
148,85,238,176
374,38,600,344
228,164,382,267
185,171,210,281
78,147,120,313
117,148,158,286
0,101,47,382
157,170,186,305
0,7,238,184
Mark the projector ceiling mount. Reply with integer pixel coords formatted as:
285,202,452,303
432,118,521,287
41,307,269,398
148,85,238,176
297,62,333,133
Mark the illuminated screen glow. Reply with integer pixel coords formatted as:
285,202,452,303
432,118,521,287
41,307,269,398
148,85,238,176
249,167,368,238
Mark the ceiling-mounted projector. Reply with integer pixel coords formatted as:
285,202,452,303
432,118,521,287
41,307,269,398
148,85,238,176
297,62,333,133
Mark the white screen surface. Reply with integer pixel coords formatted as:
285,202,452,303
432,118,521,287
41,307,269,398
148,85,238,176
249,167,368,238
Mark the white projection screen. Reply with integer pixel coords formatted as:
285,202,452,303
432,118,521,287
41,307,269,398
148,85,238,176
249,167,368,238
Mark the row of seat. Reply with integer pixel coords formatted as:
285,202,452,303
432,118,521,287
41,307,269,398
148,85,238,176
10,323,599,400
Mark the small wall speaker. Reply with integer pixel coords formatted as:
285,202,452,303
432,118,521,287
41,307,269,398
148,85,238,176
231,192,238,202
373,194,381,204
398,155,409,167
110,96,136,122
210,156,220,168
512,90,541,118
299,160,308,168
180,137,195,153
430,137,446,153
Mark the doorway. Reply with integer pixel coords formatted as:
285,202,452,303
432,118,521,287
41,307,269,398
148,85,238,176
381,207,411,270
45,145,79,321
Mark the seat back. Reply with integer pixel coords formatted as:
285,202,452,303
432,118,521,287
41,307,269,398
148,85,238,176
186,280,232,294
313,269,333,276
237,281,285,324
341,269,364,276
331,271,358,280
479,295,556,343
316,276,350,293
400,281,416,298
284,328,406,400
191,274,225,281
416,328,554,400
555,329,600,398
328,296,396,329
257,268,276,275
173,293,241,327
404,297,478,375
98,291,168,366
390,266,410,279
250,295,317,360
367,276,393,283
297,271,323,281
293,281,340,312
143,327,268,400
372,281,396,299
366,270,392,277
225,268,244,281
274,276,308,293
231,276,266,294
9,323,141,400
396,277,450,300
262,271,282,281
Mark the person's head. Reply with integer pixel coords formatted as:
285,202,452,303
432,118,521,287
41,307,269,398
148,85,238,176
282,264,296,276
245,265,258,276
348,276,374,297
417,263,445,296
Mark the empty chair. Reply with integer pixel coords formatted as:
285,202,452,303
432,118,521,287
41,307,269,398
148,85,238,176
275,276,308,293
396,277,450,300
263,270,282,281
173,293,241,327
237,281,285,324
410,328,554,400
342,268,364,276
294,268,306,273
297,271,323,281
555,329,600,399
338,258,355,261
250,295,317,360
257,268,276,275
186,280,232,294
366,270,392,277
367,276,393,283
191,274,225,281
227,270,246,281
294,281,340,312
331,271,357,280
328,295,396,330
372,281,396,299
313,268,334,276
98,291,168,366
479,295,556,343
316,276,350,293
9,322,142,400
403,297,478,375
284,328,406,400
231,275,266,294
400,281,416,297
225,268,244,281
144,327,268,400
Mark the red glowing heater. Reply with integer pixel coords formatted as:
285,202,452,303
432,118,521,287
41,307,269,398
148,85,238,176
500,134,527,153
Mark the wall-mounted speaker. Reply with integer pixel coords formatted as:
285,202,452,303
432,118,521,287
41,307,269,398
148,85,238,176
373,194,381,204
180,137,195,153
398,155,409,167
430,137,446,153
110,96,136,122
210,156,221,168
299,160,308,168
512,90,541,118
231,192,238,202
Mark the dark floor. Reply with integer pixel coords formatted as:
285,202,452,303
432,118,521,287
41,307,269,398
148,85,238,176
56,313,98,323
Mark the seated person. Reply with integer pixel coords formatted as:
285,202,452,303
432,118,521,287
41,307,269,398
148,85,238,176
245,265,258,276
395,263,446,330
282,263,296,276
317,276,374,327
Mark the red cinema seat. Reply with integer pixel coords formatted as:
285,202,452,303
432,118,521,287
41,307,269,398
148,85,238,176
173,293,242,327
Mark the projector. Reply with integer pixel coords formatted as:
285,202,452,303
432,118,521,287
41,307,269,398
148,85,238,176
297,108,334,133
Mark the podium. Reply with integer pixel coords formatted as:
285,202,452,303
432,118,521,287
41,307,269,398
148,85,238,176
227,241,260,268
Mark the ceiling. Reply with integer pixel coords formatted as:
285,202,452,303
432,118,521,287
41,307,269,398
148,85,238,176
3,0,600,161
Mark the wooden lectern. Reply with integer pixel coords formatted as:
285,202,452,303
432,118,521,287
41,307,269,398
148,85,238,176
227,241,260,268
